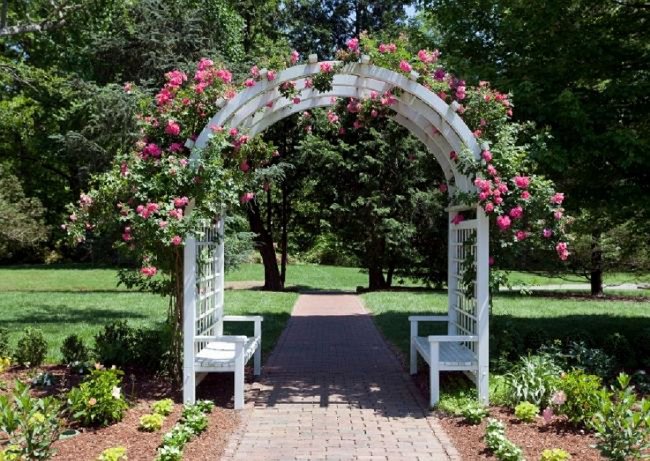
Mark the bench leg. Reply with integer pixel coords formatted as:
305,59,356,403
254,344,261,376
234,351,245,410
429,342,440,408
183,367,196,404
410,322,417,375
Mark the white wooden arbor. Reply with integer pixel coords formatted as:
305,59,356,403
183,56,490,408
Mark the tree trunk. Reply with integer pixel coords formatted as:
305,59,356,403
590,230,604,297
247,200,283,291
386,264,395,288
368,266,386,291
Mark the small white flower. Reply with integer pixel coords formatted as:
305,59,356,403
111,386,122,399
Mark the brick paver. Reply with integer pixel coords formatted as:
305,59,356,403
222,294,459,461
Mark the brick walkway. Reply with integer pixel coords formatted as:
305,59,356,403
222,294,459,461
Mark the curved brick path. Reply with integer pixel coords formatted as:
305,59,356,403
222,294,459,461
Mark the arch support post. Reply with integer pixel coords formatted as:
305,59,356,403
182,236,197,404
476,206,490,405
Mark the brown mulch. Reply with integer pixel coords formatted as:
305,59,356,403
1,366,243,461
438,406,604,461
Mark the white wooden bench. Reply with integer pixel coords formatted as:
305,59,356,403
409,315,479,407
192,315,262,410
182,219,266,409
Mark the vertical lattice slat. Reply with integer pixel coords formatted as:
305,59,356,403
449,220,478,354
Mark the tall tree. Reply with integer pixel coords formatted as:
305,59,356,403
419,0,650,294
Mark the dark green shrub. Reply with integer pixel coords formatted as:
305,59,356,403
0,327,10,358
0,381,61,460
60,334,90,365
67,368,129,427
14,328,48,368
130,324,171,372
566,341,615,379
603,332,635,369
589,373,650,461
93,321,134,368
557,369,604,427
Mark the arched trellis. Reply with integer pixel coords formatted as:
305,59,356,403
183,59,490,407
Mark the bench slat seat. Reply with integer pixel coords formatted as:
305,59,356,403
413,337,477,370
409,315,482,407
195,337,261,371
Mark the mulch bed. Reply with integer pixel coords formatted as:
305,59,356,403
1,366,243,461
410,370,606,460
438,407,604,460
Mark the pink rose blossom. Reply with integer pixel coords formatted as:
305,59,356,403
142,143,162,159
417,49,440,64
554,210,563,220
481,150,493,162
509,206,524,219
165,120,181,136
290,50,300,64
346,38,359,51
439,183,448,193
484,202,494,213
353,119,363,130
320,62,334,73
123,82,133,93
244,79,256,87
514,175,530,189
140,266,157,277
240,192,255,204
266,70,276,81
496,215,511,231
521,191,531,200
550,192,565,205
173,196,189,208
171,235,183,246
487,165,498,176
327,111,339,124
158,220,168,228
494,196,504,205
120,162,128,177
165,70,187,87
250,65,260,77
292,97,301,104
210,124,223,133
304,78,313,88
556,242,570,260
79,194,93,208
169,143,183,153
197,58,213,71
371,109,378,118
229,128,238,137
240,160,250,173
449,151,458,161
515,230,528,241
168,208,183,220
451,214,465,225
543,228,553,238
399,60,412,73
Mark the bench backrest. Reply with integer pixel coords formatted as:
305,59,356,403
192,218,225,354
448,218,478,354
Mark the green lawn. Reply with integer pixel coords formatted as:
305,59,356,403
362,290,650,369
0,265,297,362
506,270,650,287
229,262,371,291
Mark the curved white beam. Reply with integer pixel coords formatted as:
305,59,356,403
192,62,479,194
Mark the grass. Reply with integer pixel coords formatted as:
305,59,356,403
362,290,650,368
0,265,297,363
506,270,650,287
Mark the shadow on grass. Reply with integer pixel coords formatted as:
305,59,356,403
2,304,152,327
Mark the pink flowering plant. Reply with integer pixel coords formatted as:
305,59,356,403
64,58,276,384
